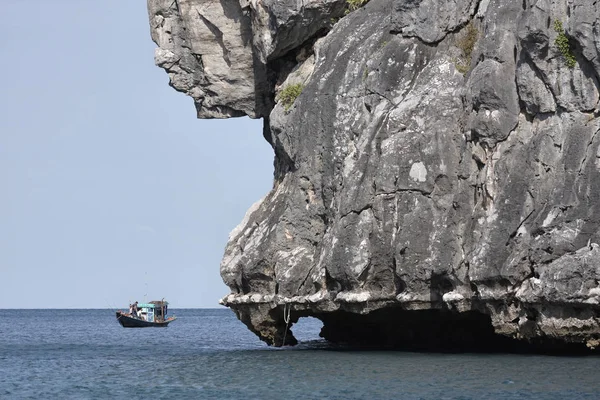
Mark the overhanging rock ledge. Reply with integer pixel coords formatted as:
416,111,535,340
148,0,600,352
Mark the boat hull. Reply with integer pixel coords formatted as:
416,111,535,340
116,311,175,328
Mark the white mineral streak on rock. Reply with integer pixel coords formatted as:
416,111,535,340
396,292,414,302
486,209,498,224
250,294,262,303
350,239,370,275
276,247,313,279
218,294,234,305
342,142,358,179
396,292,430,304
442,291,464,302
589,287,600,297
220,196,266,287
542,208,561,227
154,48,180,67
307,290,328,303
515,277,542,303
291,296,306,304
477,0,490,18
229,197,265,242
239,294,250,303
335,290,371,303
440,158,447,174
409,162,427,183
548,220,584,245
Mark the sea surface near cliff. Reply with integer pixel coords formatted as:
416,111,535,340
1,309,599,399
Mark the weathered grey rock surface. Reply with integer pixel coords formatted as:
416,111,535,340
148,0,600,352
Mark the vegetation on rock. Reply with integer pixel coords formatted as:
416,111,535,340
346,0,369,14
554,20,577,68
455,22,478,74
278,83,304,111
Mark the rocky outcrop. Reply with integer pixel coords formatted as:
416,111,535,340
148,0,600,352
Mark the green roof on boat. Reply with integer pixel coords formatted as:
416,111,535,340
137,301,168,309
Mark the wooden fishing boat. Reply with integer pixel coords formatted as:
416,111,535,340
116,300,176,328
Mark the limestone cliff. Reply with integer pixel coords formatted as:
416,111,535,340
148,0,600,352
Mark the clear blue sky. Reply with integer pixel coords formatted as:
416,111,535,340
0,0,273,308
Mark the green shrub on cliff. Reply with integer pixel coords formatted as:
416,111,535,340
278,83,304,111
455,22,479,74
554,20,577,68
346,0,369,14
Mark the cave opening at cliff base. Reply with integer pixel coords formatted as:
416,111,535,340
294,308,596,354
289,316,324,343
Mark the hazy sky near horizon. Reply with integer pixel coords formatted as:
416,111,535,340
0,1,273,308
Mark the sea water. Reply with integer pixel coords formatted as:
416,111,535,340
0,309,599,399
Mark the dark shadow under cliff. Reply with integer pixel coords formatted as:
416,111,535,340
315,308,596,355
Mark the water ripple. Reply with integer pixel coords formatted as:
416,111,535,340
0,309,599,399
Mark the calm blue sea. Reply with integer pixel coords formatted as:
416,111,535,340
0,309,599,399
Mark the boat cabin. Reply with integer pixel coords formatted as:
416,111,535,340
136,301,169,322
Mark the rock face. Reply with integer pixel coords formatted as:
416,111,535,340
148,0,600,352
